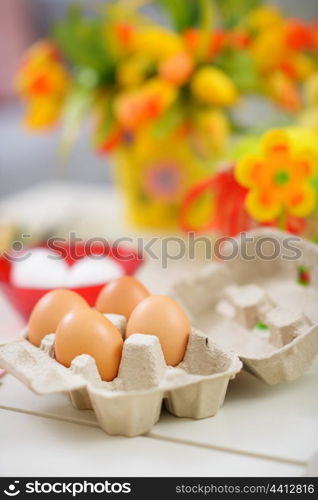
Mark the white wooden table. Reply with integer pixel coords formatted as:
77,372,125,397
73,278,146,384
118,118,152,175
0,182,318,477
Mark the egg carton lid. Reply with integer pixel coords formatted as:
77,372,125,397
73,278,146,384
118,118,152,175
0,324,242,437
172,228,318,385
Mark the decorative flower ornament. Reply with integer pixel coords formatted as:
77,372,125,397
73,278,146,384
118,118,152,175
144,161,183,201
235,129,318,223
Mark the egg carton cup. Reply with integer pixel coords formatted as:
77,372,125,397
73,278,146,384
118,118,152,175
172,228,318,385
0,318,242,437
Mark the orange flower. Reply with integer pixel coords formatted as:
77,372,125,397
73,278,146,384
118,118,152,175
279,54,316,81
210,30,228,55
16,41,69,99
16,41,69,128
266,71,301,112
115,23,135,49
159,52,193,86
183,28,229,61
114,79,176,130
285,19,313,51
183,29,200,54
229,30,251,49
235,129,318,222
98,128,123,154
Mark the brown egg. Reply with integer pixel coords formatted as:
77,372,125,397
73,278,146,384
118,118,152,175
55,308,123,381
126,295,190,366
28,289,89,347
95,276,150,319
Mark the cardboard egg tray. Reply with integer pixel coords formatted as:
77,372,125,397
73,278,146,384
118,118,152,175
172,228,318,384
0,318,242,436
1,228,317,436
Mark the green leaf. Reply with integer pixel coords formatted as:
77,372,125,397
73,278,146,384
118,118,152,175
311,175,318,196
151,103,185,139
53,5,114,80
59,86,93,156
214,0,263,28
216,50,260,93
93,97,116,147
155,0,202,31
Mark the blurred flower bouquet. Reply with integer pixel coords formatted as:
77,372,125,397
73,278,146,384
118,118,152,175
16,0,318,228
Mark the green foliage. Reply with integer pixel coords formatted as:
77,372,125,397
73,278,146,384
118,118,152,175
151,102,185,139
213,0,263,28
155,0,210,31
216,50,260,93
53,5,114,81
93,96,116,148
59,85,93,156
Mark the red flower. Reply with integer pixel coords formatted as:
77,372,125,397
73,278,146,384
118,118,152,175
115,23,135,47
285,19,313,51
98,129,123,154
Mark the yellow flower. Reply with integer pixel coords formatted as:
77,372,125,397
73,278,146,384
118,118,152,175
251,25,286,73
192,109,229,156
303,72,318,106
102,22,136,60
20,40,59,67
235,129,318,221
190,66,237,106
144,78,176,108
116,55,151,87
23,97,62,129
16,41,69,99
245,5,282,33
292,53,316,81
16,62,69,99
16,40,69,129
132,27,183,60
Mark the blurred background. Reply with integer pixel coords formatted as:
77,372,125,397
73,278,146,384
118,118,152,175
0,0,318,329
1,0,318,198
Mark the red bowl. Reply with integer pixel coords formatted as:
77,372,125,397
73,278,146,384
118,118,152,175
0,241,144,319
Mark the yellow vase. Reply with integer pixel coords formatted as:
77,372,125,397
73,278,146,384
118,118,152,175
113,131,216,229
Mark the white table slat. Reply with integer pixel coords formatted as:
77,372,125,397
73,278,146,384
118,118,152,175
149,360,318,466
0,374,97,426
0,409,304,477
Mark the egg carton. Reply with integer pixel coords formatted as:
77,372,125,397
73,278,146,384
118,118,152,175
0,317,242,437
172,228,318,385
